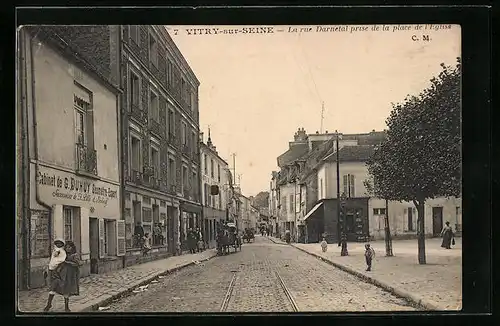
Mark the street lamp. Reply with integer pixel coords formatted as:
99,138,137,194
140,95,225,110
335,130,348,256
339,192,349,256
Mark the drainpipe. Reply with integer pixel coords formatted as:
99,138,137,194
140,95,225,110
19,29,31,290
29,31,54,276
116,26,126,269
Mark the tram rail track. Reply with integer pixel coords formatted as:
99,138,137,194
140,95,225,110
219,269,299,312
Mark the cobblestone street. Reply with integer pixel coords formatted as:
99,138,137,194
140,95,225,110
105,236,416,312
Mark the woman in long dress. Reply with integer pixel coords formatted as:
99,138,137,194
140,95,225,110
440,221,454,249
61,240,81,311
43,240,81,312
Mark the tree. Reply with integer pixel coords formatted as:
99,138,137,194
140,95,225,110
363,179,393,257
366,59,461,264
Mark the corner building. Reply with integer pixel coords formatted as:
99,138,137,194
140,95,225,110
120,25,202,264
17,26,122,288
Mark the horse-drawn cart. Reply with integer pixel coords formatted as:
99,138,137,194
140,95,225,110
217,222,242,255
242,229,255,243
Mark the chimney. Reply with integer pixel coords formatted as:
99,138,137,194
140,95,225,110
316,131,319,134
325,130,328,134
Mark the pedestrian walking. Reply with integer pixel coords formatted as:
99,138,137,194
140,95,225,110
364,243,376,271
43,240,81,312
142,233,152,256
196,228,204,252
187,228,197,254
440,221,454,249
320,237,328,252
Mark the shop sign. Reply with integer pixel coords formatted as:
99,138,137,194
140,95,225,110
37,170,118,207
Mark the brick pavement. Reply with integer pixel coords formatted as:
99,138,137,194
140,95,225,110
287,238,462,311
17,249,217,313
106,236,416,312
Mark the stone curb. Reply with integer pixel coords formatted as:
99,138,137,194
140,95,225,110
78,250,218,312
267,237,289,245
290,245,441,311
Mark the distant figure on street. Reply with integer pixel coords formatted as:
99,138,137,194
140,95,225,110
134,222,145,248
284,230,291,244
364,243,376,271
440,221,454,249
196,228,204,252
187,228,197,254
143,233,152,256
320,237,328,252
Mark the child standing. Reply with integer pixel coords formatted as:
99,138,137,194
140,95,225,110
320,237,328,252
48,239,66,271
364,243,376,271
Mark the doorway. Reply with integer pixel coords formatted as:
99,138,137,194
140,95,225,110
167,207,175,255
89,217,98,274
432,206,443,236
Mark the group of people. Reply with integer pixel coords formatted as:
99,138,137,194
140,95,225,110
43,239,81,312
187,227,204,254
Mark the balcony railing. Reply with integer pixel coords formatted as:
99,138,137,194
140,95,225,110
76,143,97,176
150,119,162,136
129,167,162,190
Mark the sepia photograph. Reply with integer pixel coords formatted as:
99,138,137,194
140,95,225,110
16,23,462,313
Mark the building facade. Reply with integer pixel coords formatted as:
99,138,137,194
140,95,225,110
268,172,279,235
120,25,202,263
303,135,462,243
200,131,229,248
17,26,122,289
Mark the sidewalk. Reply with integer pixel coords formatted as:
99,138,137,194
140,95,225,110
286,238,462,311
17,249,218,313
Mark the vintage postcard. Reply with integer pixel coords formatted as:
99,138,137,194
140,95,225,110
16,23,461,313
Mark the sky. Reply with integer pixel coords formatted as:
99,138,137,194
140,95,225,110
167,24,461,197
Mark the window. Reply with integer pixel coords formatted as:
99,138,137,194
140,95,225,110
64,207,74,241
74,84,93,148
149,90,159,122
289,194,294,213
373,208,386,215
204,154,208,175
130,135,141,172
168,108,175,135
168,157,176,187
129,71,140,108
167,60,173,88
181,122,187,145
181,79,186,103
129,25,139,45
192,171,197,196
192,132,197,155
408,207,415,231
343,174,356,197
182,166,188,192
204,183,209,206
150,146,159,178
190,91,196,113
211,159,214,178
149,33,158,67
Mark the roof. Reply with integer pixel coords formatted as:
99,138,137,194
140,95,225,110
323,145,375,162
277,143,309,167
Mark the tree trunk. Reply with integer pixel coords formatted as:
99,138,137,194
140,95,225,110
384,198,393,256
413,199,426,264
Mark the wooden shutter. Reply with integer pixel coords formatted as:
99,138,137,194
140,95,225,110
343,175,348,196
349,174,355,197
98,218,105,258
116,220,126,256
403,208,408,232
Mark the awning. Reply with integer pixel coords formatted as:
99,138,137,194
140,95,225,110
180,201,202,214
303,202,324,222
